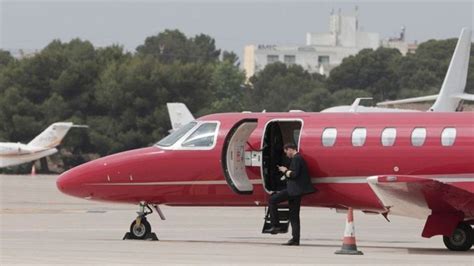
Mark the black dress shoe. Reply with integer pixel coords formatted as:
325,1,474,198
282,239,300,246
264,226,282,234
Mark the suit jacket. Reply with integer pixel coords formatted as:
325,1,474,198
285,153,316,197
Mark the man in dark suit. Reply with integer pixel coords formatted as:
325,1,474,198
265,143,316,246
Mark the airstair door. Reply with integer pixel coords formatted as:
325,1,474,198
222,119,258,194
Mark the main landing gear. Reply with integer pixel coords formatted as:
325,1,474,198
443,222,473,251
123,202,165,241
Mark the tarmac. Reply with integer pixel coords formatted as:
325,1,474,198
1,174,473,265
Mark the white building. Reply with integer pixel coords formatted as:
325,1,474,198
243,9,415,80
381,26,418,55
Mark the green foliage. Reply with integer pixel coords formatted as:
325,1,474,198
328,47,402,101
222,51,239,66
248,62,328,111
0,29,472,173
207,61,246,113
0,50,14,68
136,30,220,64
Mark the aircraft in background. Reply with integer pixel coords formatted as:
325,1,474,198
57,111,474,251
0,122,87,168
166,102,195,131
322,27,473,113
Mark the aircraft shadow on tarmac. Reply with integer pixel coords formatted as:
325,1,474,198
406,248,474,256
117,238,474,255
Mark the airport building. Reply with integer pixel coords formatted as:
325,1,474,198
243,9,417,79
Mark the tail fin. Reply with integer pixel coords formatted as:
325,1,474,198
377,28,472,111
27,122,75,148
166,103,195,130
430,27,472,111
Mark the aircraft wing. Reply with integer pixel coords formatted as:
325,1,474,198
377,93,474,107
367,175,474,220
454,93,474,101
376,95,439,106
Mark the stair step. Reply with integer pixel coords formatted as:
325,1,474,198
261,207,290,234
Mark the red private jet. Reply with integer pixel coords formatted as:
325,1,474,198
57,112,474,251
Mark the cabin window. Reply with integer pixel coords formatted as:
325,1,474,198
381,128,397,146
411,128,427,147
182,122,218,148
441,128,456,146
156,122,197,147
351,128,367,147
322,128,337,147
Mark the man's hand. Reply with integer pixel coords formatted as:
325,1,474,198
277,165,288,173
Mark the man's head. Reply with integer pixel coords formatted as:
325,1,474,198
283,143,298,158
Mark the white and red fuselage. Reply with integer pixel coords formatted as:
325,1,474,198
57,112,474,239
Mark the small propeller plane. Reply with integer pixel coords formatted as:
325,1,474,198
57,111,474,251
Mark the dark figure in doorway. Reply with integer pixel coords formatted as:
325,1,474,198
265,143,316,246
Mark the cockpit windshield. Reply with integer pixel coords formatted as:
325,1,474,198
182,123,218,147
156,122,197,147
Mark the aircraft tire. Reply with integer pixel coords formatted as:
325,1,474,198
130,218,152,239
443,222,472,251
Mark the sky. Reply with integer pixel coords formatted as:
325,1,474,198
1,0,473,60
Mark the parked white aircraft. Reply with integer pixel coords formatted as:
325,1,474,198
322,27,473,113
0,122,87,168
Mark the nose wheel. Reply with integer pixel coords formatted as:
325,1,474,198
129,217,152,239
123,202,161,241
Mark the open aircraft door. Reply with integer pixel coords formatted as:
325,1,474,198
222,119,258,195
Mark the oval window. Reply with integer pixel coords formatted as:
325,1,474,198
441,128,456,147
381,128,397,146
352,128,367,147
322,128,337,147
411,128,427,147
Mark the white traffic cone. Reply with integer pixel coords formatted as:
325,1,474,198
335,207,363,255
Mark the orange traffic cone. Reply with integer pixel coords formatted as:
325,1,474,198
31,165,36,176
335,207,363,255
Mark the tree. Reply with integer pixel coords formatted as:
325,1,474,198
136,30,220,64
206,61,246,113
222,51,239,66
328,48,402,101
137,29,189,62
248,62,326,111
0,50,14,68
191,34,221,63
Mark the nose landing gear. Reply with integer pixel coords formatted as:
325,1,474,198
123,202,163,241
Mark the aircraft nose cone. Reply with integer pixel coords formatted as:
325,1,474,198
56,167,86,198
56,170,73,196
